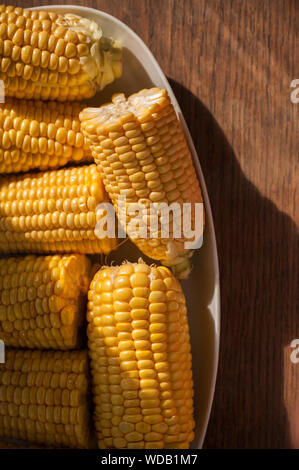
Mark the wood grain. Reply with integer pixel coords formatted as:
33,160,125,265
9,0,299,448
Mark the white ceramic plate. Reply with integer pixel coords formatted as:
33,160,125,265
28,5,219,449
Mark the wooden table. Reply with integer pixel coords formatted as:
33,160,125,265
16,0,298,449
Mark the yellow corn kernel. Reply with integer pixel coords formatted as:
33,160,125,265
87,260,195,449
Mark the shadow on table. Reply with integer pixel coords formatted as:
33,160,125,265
168,78,298,449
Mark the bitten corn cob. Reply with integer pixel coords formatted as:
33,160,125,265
0,5,122,101
87,260,195,449
0,349,92,448
80,88,204,279
0,254,91,350
0,98,92,174
0,164,117,255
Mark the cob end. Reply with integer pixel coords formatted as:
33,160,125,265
60,14,122,91
163,242,194,280
165,256,193,280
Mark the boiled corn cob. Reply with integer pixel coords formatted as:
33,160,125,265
87,260,195,449
0,98,92,174
0,5,122,101
80,88,204,279
0,164,117,255
0,254,91,350
0,349,92,448
0,440,45,448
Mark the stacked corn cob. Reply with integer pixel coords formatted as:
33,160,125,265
0,4,202,452
0,164,117,255
0,253,95,448
0,4,122,449
0,98,93,174
0,5,122,101
0,440,45,448
0,349,92,448
0,254,91,350
0,5,121,254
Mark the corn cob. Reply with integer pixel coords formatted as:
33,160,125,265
0,254,91,350
0,5,122,101
80,88,204,279
0,164,117,255
0,349,92,448
0,98,92,174
0,440,45,448
87,260,195,449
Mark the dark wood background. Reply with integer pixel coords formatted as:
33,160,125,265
11,0,298,448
